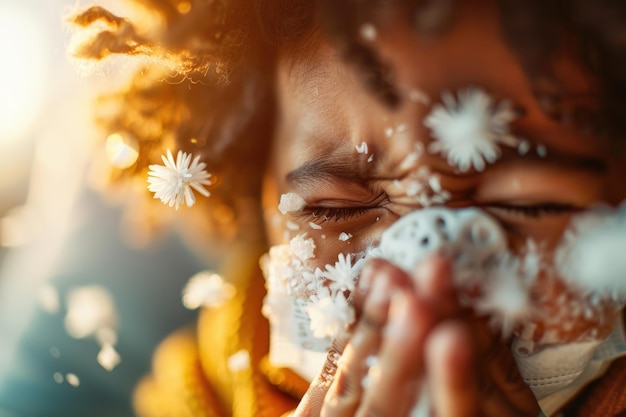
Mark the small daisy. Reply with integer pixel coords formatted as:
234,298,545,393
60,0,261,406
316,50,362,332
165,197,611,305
181,271,236,310
147,149,212,210
323,253,364,292
424,87,518,172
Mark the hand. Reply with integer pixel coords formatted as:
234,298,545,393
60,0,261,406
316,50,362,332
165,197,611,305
293,255,541,417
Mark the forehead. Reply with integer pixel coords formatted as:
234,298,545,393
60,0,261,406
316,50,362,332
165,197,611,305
274,8,602,179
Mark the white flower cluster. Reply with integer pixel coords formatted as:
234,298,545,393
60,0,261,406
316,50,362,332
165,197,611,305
424,87,518,172
304,252,364,338
181,271,236,310
261,235,365,340
147,149,212,210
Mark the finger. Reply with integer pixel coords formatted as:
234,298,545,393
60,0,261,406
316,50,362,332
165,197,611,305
321,271,395,416
351,258,416,320
412,254,460,317
294,337,349,417
358,289,435,417
426,321,479,417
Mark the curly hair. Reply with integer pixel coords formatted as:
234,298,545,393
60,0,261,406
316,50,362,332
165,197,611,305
69,0,626,244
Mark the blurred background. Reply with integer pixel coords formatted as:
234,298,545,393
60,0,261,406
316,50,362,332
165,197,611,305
0,1,208,416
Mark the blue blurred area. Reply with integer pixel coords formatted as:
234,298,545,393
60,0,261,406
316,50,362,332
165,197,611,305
0,189,207,417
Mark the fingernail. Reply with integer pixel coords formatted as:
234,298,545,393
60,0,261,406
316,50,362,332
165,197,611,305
367,272,392,307
413,253,453,294
359,262,376,291
384,292,410,338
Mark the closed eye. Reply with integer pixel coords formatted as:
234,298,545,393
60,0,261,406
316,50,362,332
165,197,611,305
485,202,579,218
303,206,376,224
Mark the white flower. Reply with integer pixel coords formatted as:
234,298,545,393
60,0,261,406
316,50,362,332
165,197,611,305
424,87,518,172
182,271,236,310
306,289,355,339
323,253,364,292
556,205,626,298
147,149,211,210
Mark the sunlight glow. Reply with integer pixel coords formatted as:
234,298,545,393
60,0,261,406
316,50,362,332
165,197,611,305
0,5,47,145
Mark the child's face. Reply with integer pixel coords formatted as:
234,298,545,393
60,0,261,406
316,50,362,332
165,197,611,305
261,0,626,337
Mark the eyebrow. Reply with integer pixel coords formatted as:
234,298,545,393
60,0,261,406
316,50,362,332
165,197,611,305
286,137,609,194
286,152,376,191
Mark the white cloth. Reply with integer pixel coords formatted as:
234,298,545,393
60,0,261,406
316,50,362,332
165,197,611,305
513,314,626,416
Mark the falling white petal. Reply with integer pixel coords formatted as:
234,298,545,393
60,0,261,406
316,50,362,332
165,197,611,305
355,141,369,154
147,149,212,210
309,221,322,230
338,232,352,242
278,192,306,215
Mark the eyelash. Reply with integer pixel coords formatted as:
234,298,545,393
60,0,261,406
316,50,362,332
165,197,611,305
306,207,374,223
488,203,577,218
302,202,576,224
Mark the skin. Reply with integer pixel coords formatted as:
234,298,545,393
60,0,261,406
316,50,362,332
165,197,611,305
260,0,626,415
